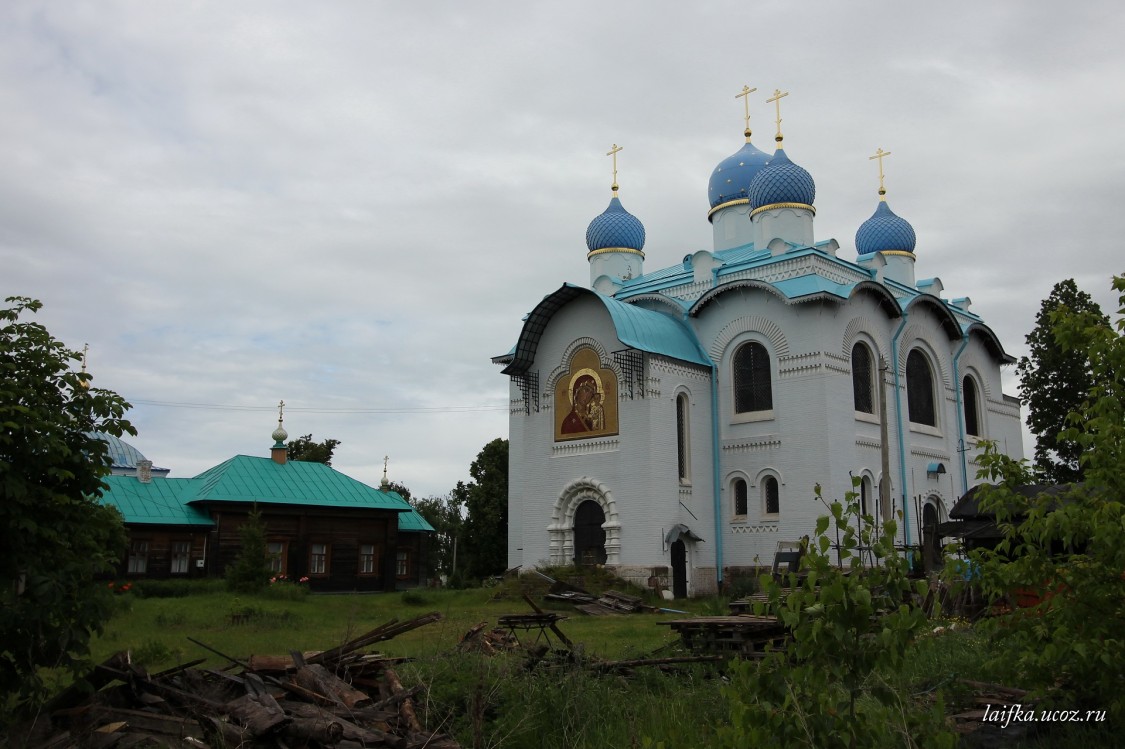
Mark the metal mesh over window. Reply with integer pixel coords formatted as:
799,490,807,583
734,342,772,413
613,349,644,399
763,476,780,515
963,376,980,436
906,350,936,426
676,394,689,481
734,479,748,515
852,342,874,414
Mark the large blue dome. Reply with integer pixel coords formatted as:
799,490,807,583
708,140,770,209
747,149,815,210
856,200,916,255
586,196,646,252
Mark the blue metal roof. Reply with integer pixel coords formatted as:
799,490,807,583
501,284,711,375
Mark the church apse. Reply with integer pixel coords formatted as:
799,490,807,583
554,346,619,441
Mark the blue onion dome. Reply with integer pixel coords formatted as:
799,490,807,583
88,432,149,470
586,196,646,253
708,139,771,210
856,200,917,255
747,149,816,211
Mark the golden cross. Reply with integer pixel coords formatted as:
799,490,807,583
81,343,89,373
767,88,789,144
277,399,285,426
606,143,623,193
736,85,758,140
869,148,891,197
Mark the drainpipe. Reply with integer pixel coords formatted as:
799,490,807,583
890,312,912,552
952,333,971,497
711,364,724,590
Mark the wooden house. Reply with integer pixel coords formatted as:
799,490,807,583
96,431,434,591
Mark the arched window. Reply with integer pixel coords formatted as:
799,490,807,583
734,342,772,413
962,376,980,436
852,342,875,414
676,393,690,482
859,475,872,517
906,349,937,426
733,479,748,516
762,475,780,516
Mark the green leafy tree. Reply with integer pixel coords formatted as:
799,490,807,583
412,492,465,579
287,433,340,465
224,508,272,593
461,438,509,580
1016,279,1108,483
965,275,1125,721
0,297,134,705
719,481,954,749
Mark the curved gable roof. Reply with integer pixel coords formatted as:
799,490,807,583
965,322,1016,364
502,283,711,375
905,294,962,341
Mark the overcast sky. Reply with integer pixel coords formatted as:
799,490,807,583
3,2,1122,498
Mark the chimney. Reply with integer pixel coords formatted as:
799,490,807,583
137,459,153,483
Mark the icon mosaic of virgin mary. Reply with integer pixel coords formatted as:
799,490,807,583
560,371,604,434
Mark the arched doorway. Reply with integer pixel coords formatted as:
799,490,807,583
573,500,607,566
922,502,942,573
670,540,687,599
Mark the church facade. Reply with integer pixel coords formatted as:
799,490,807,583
495,93,1023,596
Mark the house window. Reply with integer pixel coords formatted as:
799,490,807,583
267,541,287,575
852,342,875,414
906,349,937,427
676,393,690,483
309,543,329,575
359,544,380,576
396,550,410,578
963,376,981,436
127,540,148,575
859,476,873,517
170,541,191,575
733,342,773,414
762,476,780,517
733,478,748,516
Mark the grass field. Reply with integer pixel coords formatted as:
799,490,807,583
71,580,1115,749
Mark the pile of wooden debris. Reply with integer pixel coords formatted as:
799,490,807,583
22,613,459,749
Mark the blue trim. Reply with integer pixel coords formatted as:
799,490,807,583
890,311,912,550
952,333,971,497
710,364,724,587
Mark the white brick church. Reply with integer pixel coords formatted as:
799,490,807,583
494,91,1023,597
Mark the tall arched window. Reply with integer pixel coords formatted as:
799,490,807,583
734,341,772,413
906,349,937,426
762,475,780,516
962,376,980,436
733,478,748,516
852,342,874,414
676,393,690,482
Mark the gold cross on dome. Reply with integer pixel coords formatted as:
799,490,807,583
736,85,758,140
606,143,623,193
767,88,789,144
869,147,892,198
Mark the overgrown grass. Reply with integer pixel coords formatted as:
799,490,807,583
78,589,1117,748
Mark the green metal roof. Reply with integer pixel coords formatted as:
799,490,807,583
98,476,213,526
185,455,414,512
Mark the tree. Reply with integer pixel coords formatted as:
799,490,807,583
1016,279,1108,483
287,433,340,465
224,508,273,593
411,492,465,580
0,297,134,705
720,481,953,748
460,438,509,580
964,275,1125,722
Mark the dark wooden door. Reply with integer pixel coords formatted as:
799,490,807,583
922,503,941,573
671,540,687,598
573,500,607,566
